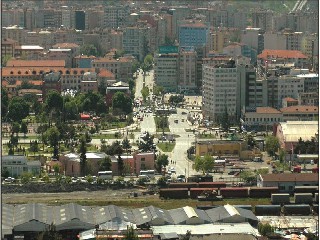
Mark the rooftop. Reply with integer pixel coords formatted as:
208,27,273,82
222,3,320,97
260,173,318,182
280,105,318,113
6,60,66,68
256,107,282,114
258,49,308,59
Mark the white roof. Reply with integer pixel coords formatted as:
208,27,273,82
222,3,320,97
182,206,197,219
152,223,259,236
224,204,240,217
296,73,318,78
280,121,318,142
20,45,44,50
86,152,106,159
49,48,71,52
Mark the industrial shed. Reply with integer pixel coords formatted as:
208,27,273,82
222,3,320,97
132,206,174,226
54,203,95,231
13,203,53,232
206,204,258,224
2,204,14,236
168,206,211,225
94,205,135,225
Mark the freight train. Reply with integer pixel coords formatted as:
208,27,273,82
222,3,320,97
159,183,318,201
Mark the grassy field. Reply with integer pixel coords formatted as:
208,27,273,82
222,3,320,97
157,142,175,152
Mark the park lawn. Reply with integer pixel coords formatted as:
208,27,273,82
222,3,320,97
157,142,175,152
91,134,123,139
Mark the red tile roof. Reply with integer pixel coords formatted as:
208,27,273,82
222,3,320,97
98,69,115,78
280,105,318,113
256,107,281,114
258,49,308,60
261,173,318,182
283,97,298,102
180,22,207,28
6,60,66,67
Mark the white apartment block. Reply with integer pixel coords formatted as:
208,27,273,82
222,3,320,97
202,63,238,122
178,50,197,93
277,76,304,107
154,53,179,92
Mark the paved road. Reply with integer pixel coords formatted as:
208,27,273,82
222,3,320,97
167,108,198,177
135,69,154,100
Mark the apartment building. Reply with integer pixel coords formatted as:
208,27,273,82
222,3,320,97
15,45,44,60
2,26,27,45
122,27,147,62
92,56,133,82
298,92,319,106
110,30,123,51
1,38,18,57
241,28,265,54
154,53,179,92
252,10,274,32
277,75,304,107
24,30,55,50
178,21,209,49
202,60,238,122
178,49,197,93
103,5,130,29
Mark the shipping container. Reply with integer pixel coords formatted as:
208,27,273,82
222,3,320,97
168,183,198,189
255,205,281,216
294,186,318,195
283,204,311,215
294,193,313,204
189,188,218,199
249,187,279,198
220,187,249,198
271,194,290,204
198,182,227,189
159,188,189,199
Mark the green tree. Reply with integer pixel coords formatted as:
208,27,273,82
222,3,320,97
123,225,139,240
193,154,215,175
143,54,153,71
29,140,39,155
20,121,28,137
98,156,112,171
138,132,155,152
239,171,256,184
45,90,63,113
44,127,60,159
141,86,150,102
53,164,60,175
1,55,12,67
112,92,132,115
122,137,131,155
279,148,286,163
257,223,274,236
114,49,125,59
79,136,87,176
246,134,256,149
12,122,20,136
153,85,164,96
80,44,98,56
2,169,10,178
7,96,30,123
20,172,33,184
265,136,280,156
117,155,124,176
156,154,169,172
37,223,63,240
1,88,9,119
169,95,184,106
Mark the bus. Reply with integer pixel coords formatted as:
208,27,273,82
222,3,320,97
140,170,155,178
98,171,113,180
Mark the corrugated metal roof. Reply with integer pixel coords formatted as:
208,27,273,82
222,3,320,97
168,208,188,224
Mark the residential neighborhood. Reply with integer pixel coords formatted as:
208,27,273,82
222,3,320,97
1,0,319,240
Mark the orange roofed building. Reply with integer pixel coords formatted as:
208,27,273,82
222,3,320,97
258,49,309,68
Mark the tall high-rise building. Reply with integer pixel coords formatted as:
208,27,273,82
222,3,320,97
178,21,209,49
104,6,130,29
122,27,147,62
75,10,85,30
178,49,197,93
